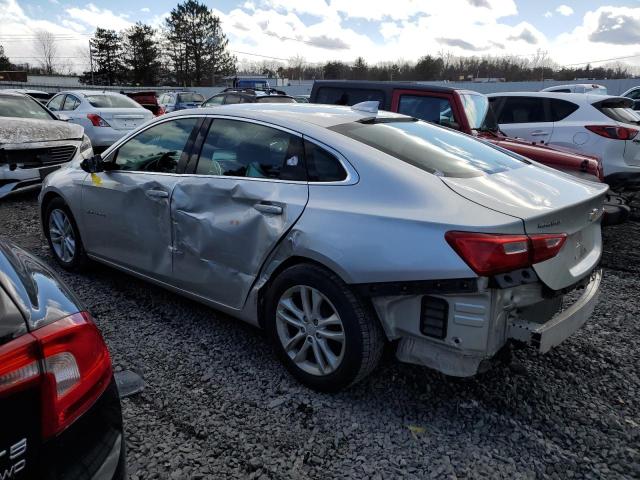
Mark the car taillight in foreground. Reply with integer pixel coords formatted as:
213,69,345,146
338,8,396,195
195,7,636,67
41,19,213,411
585,125,638,140
445,232,567,276
87,113,111,127
0,312,112,439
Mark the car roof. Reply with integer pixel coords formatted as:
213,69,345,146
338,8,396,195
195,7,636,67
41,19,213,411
165,102,408,129
486,91,628,105
313,80,457,94
0,90,28,98
57,90,126,97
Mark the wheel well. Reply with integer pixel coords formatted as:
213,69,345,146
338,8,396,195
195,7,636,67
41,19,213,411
256,256,383,334
40,192,63,232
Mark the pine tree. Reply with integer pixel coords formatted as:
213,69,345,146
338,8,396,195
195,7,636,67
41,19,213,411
0,45,13,71
91,28,124,86
124,23,160,85
165,0,235,86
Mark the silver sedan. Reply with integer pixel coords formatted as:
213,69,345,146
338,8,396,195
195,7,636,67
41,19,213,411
39,103,606,391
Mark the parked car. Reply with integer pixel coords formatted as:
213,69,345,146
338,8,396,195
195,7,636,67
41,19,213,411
157,91,205,113
621,86,640,110
3,89,53,104
488,91,640,190
310,81,629,224
0,91,92,199
40,103,605,391
125,90,165,116
541,84,608,95
200,88,296,107
46,91,152,154
0,239,125,479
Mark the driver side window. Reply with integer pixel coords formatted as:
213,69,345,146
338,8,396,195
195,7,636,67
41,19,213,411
113,118,198,173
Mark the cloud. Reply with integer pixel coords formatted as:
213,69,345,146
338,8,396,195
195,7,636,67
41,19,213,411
544,11,553,18
508,27,539,44
467,0,490,7
140,7,150,13
66,3,133,30
307,35,349,50
556,5,574,17
589,9,640,45
436,38,489,51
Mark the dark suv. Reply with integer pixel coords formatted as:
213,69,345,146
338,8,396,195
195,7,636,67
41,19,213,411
201,88,296,107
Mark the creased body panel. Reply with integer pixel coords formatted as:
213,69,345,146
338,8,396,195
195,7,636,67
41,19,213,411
171,177,308,310
81,171,180,280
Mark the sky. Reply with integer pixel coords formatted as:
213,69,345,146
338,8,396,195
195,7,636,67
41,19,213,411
2,0,640,73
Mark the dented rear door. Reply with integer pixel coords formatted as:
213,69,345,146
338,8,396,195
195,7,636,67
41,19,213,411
170,117,309,310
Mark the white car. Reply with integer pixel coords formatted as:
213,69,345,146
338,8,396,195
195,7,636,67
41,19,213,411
541,84,607,95
488,91,640,188
46,91,153,152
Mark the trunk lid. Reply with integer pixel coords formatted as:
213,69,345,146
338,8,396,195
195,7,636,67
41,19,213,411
98,108,150,131
441,165,608,290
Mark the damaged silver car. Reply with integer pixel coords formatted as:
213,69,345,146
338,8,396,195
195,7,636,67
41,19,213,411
0,91,93,199
39,103,606,391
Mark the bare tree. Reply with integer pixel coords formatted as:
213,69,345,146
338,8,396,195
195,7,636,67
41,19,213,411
33,30,58,75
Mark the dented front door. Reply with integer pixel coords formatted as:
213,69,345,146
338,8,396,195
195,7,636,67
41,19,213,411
170,177,308,310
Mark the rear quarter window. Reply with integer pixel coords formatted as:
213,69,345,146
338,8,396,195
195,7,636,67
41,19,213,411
550,99,579,121
304,141,347,182
330,120,528,178
315,87,385,106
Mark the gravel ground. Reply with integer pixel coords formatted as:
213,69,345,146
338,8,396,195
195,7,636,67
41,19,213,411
1,191,639,480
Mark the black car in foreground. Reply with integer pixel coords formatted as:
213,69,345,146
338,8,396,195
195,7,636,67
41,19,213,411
0,239,125,479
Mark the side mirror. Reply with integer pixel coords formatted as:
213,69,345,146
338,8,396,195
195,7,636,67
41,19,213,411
57,113,71,122
80,154,104,174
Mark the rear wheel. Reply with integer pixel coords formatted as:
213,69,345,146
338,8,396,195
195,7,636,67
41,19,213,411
44,198,88,271
265,264,384,392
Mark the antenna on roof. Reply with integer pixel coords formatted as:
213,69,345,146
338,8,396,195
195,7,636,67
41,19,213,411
351,101,379,114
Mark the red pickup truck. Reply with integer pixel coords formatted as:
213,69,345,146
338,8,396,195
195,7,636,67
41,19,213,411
310,80,628,225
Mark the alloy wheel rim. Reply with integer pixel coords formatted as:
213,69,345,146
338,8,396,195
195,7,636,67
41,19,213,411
276,285,346,376
49,209,76,263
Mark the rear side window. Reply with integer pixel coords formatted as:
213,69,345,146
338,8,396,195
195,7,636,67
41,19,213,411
223,94,243,105
203,95,224,106
62,95,80,111
304,141,347,182
593,99,640,124
397,95,457,128
496,97,547,124
626,89,640,100
315,87,385,106
86,94,139,108
549,99,579,121
196,119,306,181
330,120,527,178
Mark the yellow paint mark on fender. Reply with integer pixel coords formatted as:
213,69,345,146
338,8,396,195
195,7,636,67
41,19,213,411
90,173,102,186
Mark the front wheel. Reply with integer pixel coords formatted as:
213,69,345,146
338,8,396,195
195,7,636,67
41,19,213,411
44,198,88,271
265,264,384,392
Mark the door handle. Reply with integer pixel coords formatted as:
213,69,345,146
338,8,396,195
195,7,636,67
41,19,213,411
254,203,283,215
146,189,169,198
530,130,549,136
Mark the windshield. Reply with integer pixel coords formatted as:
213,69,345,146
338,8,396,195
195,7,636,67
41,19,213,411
594,99,640,124
86,94,140,109
330,119,527,178
0,95,54,120
177,93,204,103
256,96,296,103
460,93,499,131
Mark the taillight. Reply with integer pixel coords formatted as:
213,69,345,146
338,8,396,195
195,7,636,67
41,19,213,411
156,106,165,116
0,312,112,439
445,231,567,276
585,125,638,140
87,113,111,127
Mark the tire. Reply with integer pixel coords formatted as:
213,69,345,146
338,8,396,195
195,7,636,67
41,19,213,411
265,263,384,392
44,197,89,271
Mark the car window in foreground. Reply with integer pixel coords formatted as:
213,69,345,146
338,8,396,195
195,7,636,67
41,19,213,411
197,119,306,181
593,99,640,125
114,118,198,173
330,119,528,178
0,95,54,120
86,94,140,109
178,93,205,103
